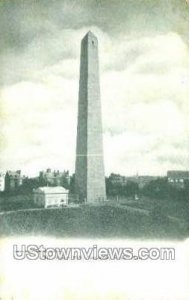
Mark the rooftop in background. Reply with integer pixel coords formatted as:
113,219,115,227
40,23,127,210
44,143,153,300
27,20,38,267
33,186,68,194
6,170,21,176
167,170,189,179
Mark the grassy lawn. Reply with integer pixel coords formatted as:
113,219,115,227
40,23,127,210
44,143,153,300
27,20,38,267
0,204,188,239
0,193,34,211
118,196,189,221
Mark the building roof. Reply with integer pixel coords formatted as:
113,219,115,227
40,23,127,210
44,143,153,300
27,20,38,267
167,170,189,179
34,186,68,194
6,170,21,176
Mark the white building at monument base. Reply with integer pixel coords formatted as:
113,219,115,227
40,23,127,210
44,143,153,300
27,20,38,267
33,186,68,208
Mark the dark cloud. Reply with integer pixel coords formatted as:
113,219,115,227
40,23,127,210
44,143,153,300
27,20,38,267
1,0,189,69
1,0,189,51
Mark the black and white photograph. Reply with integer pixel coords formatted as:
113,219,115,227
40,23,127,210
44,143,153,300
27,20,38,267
0,1,189,299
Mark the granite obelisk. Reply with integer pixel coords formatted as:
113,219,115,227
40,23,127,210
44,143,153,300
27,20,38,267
75,31,106,203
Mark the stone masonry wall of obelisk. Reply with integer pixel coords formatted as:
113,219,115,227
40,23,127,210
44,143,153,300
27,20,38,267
75,31,106,203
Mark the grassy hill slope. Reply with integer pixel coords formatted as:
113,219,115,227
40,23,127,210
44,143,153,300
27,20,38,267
0,204,188,239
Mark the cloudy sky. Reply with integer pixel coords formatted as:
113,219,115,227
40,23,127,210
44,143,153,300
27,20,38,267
1,0,189,177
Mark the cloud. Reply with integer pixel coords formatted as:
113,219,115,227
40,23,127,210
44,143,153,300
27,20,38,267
1,1,189,176
0,79,78,175
1,29,189,176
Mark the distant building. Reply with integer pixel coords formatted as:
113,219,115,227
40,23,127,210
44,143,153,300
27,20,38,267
0,173,5,191
109,173,127,186
109,173,158,189
5,170,22,191
39,169,70,187
167,170,189,189
128,176,158,189
33,186,69,208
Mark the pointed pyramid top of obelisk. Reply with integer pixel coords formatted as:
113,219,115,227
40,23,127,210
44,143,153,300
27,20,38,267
82,31,98,42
